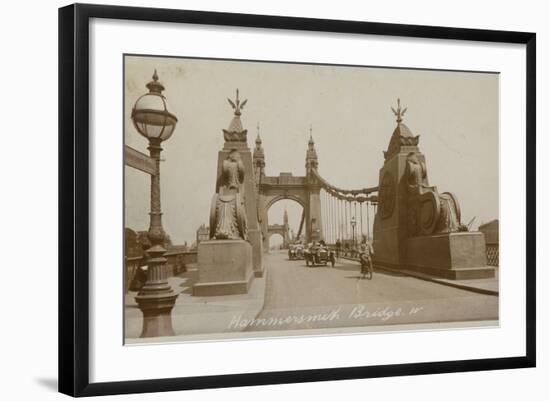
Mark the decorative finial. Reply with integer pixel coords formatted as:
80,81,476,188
146,68,165,93
255,122,262,145
227,88,248,116
305,123,318,169
391,98,407,123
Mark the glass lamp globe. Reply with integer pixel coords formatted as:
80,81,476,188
131,70,178,142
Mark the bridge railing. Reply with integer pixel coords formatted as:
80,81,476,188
329,243,499,267
164,249,198,275
326,244,361,259
486,243,499,266
125,248,198,293
125,255,144,293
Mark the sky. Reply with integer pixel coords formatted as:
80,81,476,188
124,55,499,245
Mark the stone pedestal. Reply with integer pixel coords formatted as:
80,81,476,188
406,232,495,279
193,239,254,296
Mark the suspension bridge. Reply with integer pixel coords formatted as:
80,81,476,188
254,126,379,252
125,87,498,339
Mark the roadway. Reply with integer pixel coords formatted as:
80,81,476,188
244,250,498,332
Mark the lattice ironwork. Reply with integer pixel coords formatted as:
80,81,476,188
486,243,499,266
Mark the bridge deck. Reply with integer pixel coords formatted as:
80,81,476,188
250,251,498,331
125,251,498,341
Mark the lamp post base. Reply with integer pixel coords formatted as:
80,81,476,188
134,244,179,338
135,291,178,338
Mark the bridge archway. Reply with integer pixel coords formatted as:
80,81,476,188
264,193,306,211
252,137,377,254
267,232,286,251
258,172,323,249
262,196,304,252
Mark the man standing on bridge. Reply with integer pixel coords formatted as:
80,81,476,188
335,239,342,259
359,242,375,280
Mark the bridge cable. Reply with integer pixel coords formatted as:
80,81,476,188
327,190,330,243
341,198,345,243
311,169,378,197
360,201,364,243
339,198,342,243
334,194,337,244
321,189,325,243
321,189,327,239
327,190,331,244
353,201,355,244
337,198,340,243
296,207,305,241
322,189,325,242
347,199,353,242
345,200,349,244
329,191,333,244
334,197,337,243
354,201,358,246
344,198,347,243
350,201,353,245
366,200,370,242
340,199,346,242
327,191,331,244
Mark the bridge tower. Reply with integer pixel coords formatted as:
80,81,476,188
372,99,494,279
252,123,265,187
256,127,324,249
213,89,264,277
282,208,290,248
266,209,291,250
305,129,324,243
253,125,269,252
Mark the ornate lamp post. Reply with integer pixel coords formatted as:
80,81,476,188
350,216,357,252
132,70,179,338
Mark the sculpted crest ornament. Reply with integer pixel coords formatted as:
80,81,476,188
209,150,248,240
383,98,420,161
222,89,248,142
405,152,464,236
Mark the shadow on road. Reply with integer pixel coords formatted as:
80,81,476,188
177,269,199,295
333,264,360,272
373,269,407,277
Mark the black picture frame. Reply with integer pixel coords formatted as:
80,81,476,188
59,3,536,397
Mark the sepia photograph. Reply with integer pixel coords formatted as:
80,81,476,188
123,54,499,344
54,3,537,397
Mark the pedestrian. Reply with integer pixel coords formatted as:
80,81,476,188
359,242,374,279
335,238,341,258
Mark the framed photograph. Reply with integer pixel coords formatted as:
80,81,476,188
59,3,536,397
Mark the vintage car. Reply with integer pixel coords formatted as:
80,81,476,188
304,243,336,267
288,244,304,260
